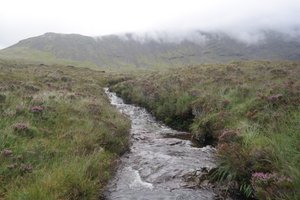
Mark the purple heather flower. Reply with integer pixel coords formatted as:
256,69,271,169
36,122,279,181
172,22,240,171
30,105,44,113
252,172,272,181
14,123,29,131
2,149,13,157
251,172,292,185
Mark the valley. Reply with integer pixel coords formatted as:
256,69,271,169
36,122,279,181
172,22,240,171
0,32,299,200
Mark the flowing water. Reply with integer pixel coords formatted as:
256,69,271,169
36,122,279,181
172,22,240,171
104,88,216,200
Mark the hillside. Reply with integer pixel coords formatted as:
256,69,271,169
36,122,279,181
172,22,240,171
1,31,300,68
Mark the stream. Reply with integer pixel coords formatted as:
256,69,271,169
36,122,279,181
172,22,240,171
104,88,217,200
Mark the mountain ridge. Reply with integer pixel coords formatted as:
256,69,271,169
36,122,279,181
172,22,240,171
1,31,300,68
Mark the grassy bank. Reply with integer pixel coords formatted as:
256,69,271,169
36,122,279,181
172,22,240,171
0,59,130,199
111,61,300,199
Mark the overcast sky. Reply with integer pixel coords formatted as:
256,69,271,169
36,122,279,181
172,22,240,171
1,0,300,49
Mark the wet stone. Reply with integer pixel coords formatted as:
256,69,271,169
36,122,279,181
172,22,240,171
104,88,217,200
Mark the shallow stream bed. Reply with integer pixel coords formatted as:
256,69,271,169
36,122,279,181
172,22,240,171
104,88,216,200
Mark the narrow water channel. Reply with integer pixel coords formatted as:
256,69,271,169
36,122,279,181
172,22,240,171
104,88,216,200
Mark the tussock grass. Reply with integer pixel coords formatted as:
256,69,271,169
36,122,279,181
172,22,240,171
111,60,300,199
0,59,130,199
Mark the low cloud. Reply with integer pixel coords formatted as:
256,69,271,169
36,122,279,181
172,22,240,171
0,0,300,48
115,31,208,45
114,28,300,45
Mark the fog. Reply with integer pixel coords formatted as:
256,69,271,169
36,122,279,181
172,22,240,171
0,0,300,49
106,31,208,45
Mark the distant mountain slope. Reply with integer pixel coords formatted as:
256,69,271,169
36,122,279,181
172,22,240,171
1,31,300,68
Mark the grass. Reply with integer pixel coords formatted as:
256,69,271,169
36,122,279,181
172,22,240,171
110,60,300,199
0,58,130,199
0,47,101,70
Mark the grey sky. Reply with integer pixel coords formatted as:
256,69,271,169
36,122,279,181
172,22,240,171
1,0,300,49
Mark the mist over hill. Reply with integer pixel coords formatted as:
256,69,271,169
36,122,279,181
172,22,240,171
1,31,300,68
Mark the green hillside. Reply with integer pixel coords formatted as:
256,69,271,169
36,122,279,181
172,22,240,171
1,31,300,68
0,46,100,70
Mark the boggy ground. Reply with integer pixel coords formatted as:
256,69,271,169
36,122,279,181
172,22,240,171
111,60,300,199
0,59,130,199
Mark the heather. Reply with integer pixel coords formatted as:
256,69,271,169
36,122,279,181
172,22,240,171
111,61,300,199
0,59,130,199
